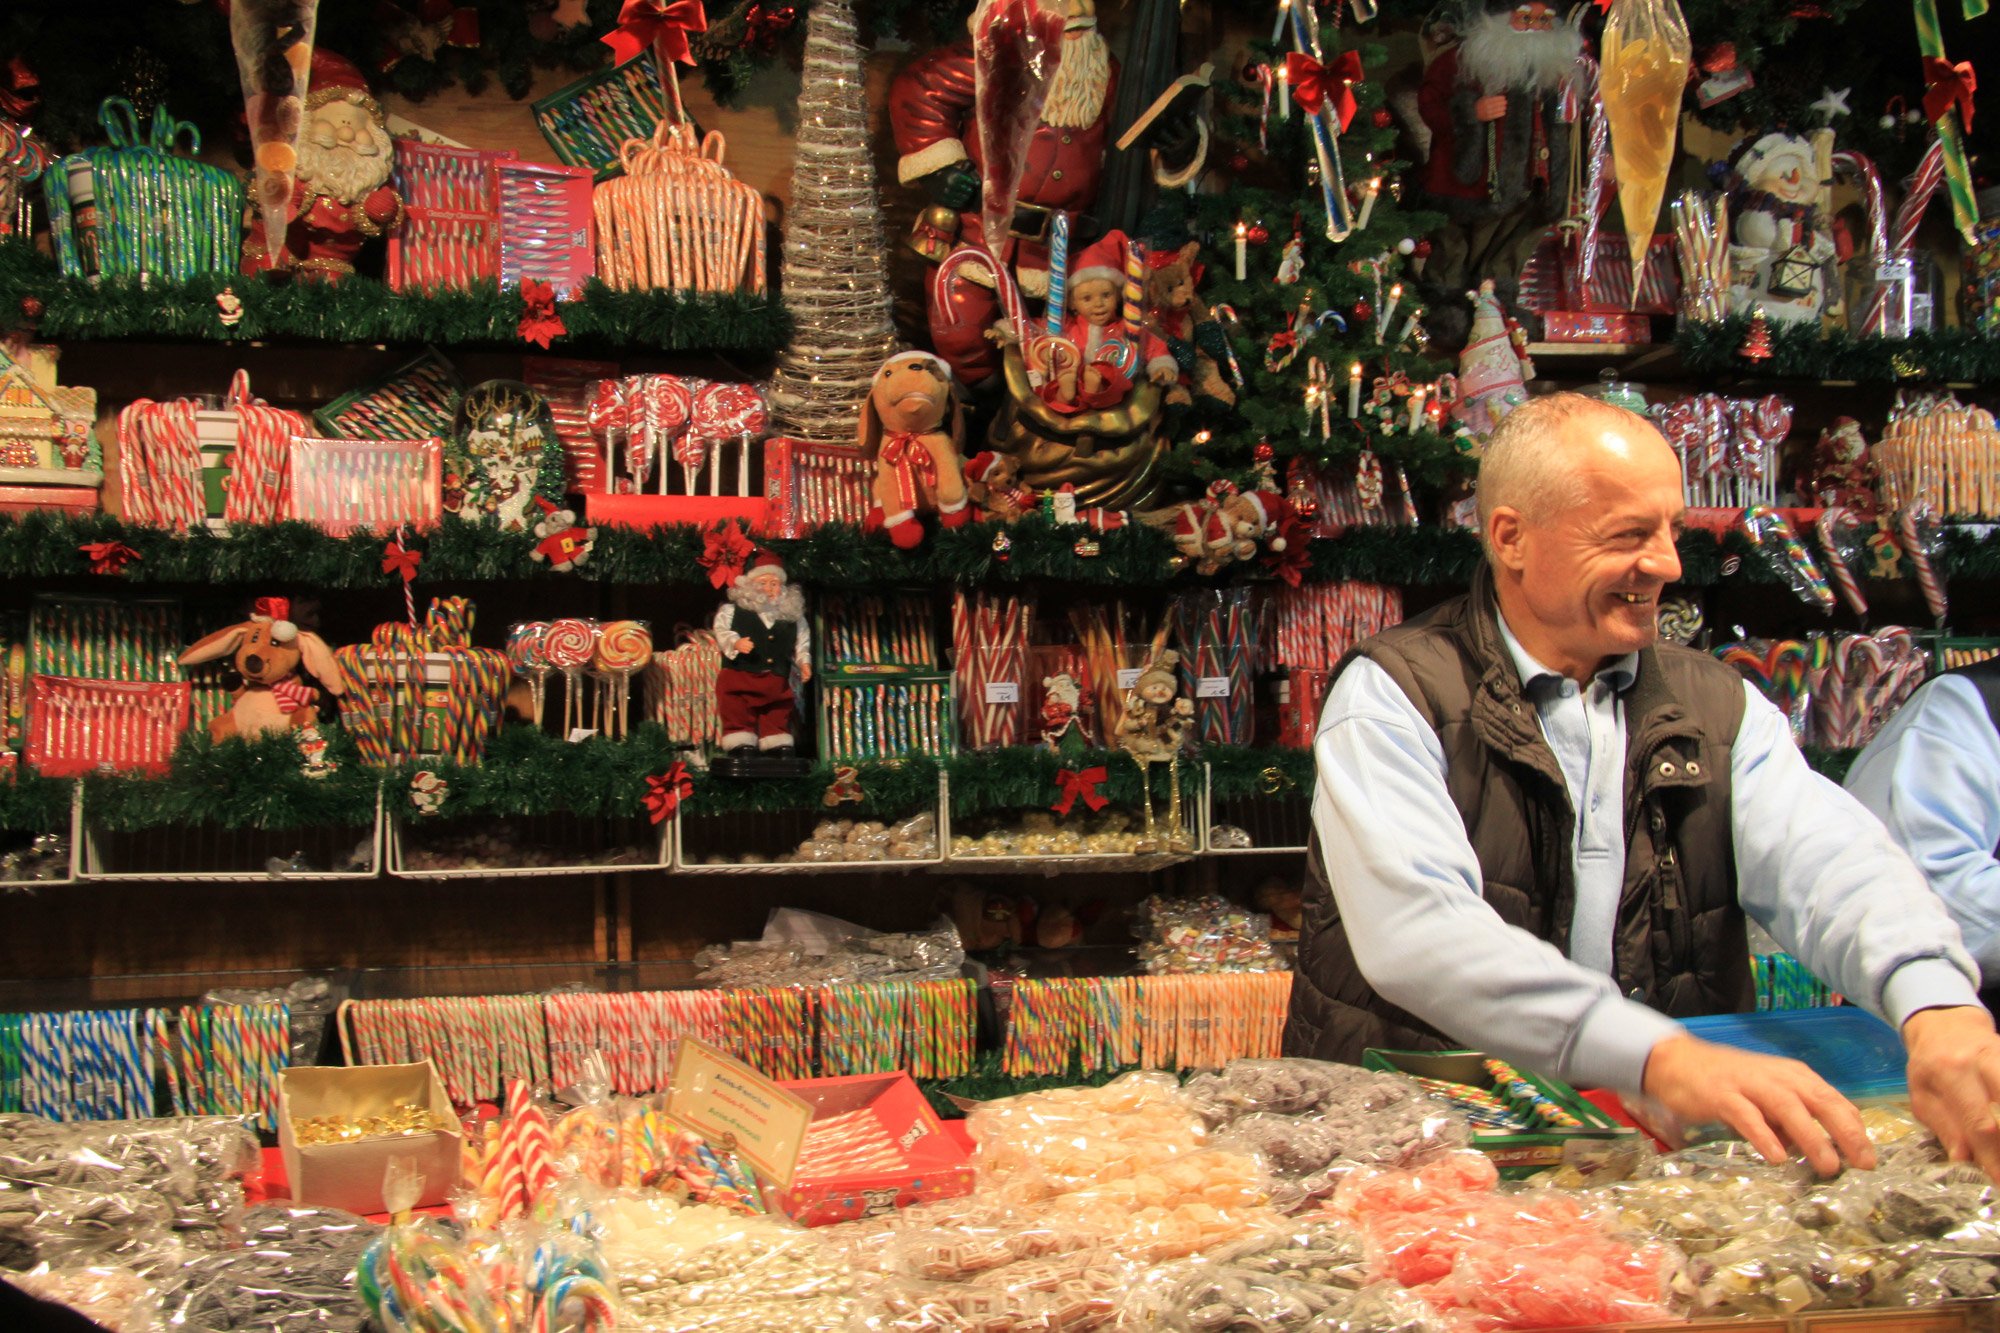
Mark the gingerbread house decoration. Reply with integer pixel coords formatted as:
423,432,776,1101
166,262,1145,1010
0,345,100,489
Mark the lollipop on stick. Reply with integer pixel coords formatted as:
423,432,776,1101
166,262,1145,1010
543,618,598,734
594,621,654,739
507,622,553,728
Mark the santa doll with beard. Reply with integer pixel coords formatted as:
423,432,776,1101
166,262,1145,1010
1412,0,1578,301
712,549,813,760
241,48,405,279
890,0,1205,386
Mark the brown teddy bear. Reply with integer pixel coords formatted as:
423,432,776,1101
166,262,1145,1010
963,451,1037,523
1143,240,1236,411
859,352,971,549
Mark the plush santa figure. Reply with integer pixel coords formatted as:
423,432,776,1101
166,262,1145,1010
241,48,405,280
889,0,1204,384
712,549,813,758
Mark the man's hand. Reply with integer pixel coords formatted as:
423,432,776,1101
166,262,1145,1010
1643,1033,1875,1175
1904,1006,2000,1181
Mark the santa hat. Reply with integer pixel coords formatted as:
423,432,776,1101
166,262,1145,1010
1238,491,1291,544
1067,229,1131,295
737,549,786,583
878,350,954,384
249,596,299,643
308,49,378,107
964,451,1005,484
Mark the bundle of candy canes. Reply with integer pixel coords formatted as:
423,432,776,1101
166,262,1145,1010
643,630,725,751
1808,629,1930,749
1874,389,2000,520
358,1210,615,1333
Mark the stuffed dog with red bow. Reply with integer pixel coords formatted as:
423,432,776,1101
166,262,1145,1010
178,597,346,742
860,352,970,550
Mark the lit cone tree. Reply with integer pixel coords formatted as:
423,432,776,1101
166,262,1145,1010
1158,27,1460,508
766,0,899,444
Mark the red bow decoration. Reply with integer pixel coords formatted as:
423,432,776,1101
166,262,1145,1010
1052,765,1109,816
79,541,138,575
1697,42,1737,74
879,431,941,514
518,279,567,349
645,762,696,823
1285,50,1364,131
1923,56,1976,130
604,0,708,67
1261,516,1313,587
382,535,422,582
743,3,797,50
699,519,755,588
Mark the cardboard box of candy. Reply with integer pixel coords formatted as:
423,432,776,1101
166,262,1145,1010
773,1070,976,1225
1364,1048,1639,1180
1541,310,1653,344
278,1061,460,1216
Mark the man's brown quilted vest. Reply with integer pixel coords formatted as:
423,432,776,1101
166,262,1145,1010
1284,566,1756,1065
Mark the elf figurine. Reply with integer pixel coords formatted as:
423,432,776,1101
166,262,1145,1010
1036,230,1176,414
713,549,813,764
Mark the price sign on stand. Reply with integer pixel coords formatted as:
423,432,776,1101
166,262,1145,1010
667,1039,815,1187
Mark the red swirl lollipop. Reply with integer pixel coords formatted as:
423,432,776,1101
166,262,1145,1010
543,617,598,734
691,382,770,499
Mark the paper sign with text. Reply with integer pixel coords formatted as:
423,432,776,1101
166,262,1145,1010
667,1039,815,1187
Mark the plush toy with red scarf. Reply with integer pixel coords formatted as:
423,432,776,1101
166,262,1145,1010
177,597,346,742
859,352,971,551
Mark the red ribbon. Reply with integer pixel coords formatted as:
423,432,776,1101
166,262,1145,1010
79,541,138,575
743,3,796,50
518,279,567,349
1052,765,1109,816
1261,517,1313,587
1285,50,1364,131
879,431,939,515
1923,56,1976,131
645,762,696,823
604,0,708,67
699,519,754,588
382,536,422,582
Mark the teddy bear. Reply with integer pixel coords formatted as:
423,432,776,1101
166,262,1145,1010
1142,237,1237,414
860,351,971,549
963,450,1037,523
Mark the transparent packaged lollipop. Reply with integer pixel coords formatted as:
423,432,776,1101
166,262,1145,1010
151,1204,382,1332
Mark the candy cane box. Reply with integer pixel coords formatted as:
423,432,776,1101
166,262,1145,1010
278,1061,460,1216
773,1071,976,1226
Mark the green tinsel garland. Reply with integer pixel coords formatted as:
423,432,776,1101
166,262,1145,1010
0,246,790,353
82,729,379,833
1679,318,2000,384
1203,745,1314,802
946,747,1196,819
0,771,75,834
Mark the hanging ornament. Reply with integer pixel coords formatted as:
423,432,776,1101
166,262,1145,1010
1738,307,1774,360
1277,228,1305,285
1253,441,1276,463
992,530,1012,565
216,289,244,327
1371,108,1393,129
1246,223,1270,245
409,771,448,816
1072,536,1100,558
823,763,865,807
1354,298,1373,322
1396,237,1416,256
1228,151,1252,174
296,725,337,779
18,295,41,325
1411,238,1431,276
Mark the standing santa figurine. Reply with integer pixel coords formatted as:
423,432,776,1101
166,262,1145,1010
713,549,814,773
889,0,1205,385
241,48,405,279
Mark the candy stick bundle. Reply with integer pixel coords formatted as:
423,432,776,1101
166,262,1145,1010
593,121,766,295
315,349,463,442
820,677,951,760
816,979,975,1079
533,51,673,176
952,591,1031,750
30,595,183,682
1171,588,1259,745
1070,601,1170,748
1002,972,1291,1078
286,437,442,535
762,437,876,537
0,1009,155,1120
163,1001,289,1132
343,994,551,1103
1874,391,2000,519
1270,582,1403,671
1671,190,1729,323
818,594,938,672
499,160,597,298
333,601,511,766
26,677,190,776
389,140,506,294
644,631,725,750
1808,628,1928,749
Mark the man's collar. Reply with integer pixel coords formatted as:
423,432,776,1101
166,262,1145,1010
1496,610,1639,694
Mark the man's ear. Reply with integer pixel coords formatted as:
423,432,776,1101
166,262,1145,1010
1486,507,1531,573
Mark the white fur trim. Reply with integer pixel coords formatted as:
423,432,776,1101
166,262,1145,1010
1146,355,1178,377
884,509,917,526
898,138,970,185
721,730,757,749
1018,266,1049,297
271,620,299,643
1151,119,1209,189
939,495,969,514
758,733,796,750
1068,265,1122,290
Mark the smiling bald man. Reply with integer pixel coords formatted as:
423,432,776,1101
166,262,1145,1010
1287,392,2000,1180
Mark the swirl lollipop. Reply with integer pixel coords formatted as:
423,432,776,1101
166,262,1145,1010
646,375,700,494
507,621,553,728
691,381,770,498
543,618,599,734
593,620,653,738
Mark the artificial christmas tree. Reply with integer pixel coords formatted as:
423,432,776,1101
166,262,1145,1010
765,0,899,445
1739,307,1775,360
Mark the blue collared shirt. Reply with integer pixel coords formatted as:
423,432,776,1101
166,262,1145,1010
1846,674,2000,984
1314,622,1979,1093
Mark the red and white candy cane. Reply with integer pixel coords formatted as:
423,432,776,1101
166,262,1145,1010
935,243,1041,382
1816,506,1869,617
1899,505,1948,625
226,370,311,525
691,381,769,498
1570,53,1611,294
1860,138,1946,334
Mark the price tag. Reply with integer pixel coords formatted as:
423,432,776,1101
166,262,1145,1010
1197,676,1231,698
983,682,1019,704
1116,668,1142,689
567,727,597,743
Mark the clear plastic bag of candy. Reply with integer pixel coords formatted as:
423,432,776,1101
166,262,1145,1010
1114,1215,1369,1333
968,1074,1208,1204
151,1204,381,1332
1134,894,1284,974
599,1190,858,1329
7,1262,160,1331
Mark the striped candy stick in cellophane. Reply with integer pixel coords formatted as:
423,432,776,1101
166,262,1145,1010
1740,506,1834,612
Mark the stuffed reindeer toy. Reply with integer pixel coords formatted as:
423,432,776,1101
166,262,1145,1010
178,597,346,741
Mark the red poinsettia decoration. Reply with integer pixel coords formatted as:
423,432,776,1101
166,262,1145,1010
518,280,567,349
645,761,696,823
698,519,755,588
604,0,708,66
79,541,139,575
1262,514,1313,587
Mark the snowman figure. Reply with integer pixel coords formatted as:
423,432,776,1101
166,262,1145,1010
1726,130,1839,325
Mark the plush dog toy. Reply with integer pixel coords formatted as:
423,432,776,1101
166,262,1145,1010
859,351,970,550
178,596,346,741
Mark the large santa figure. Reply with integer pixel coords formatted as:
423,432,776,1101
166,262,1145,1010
241,49,405,280
890,0,1203,385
